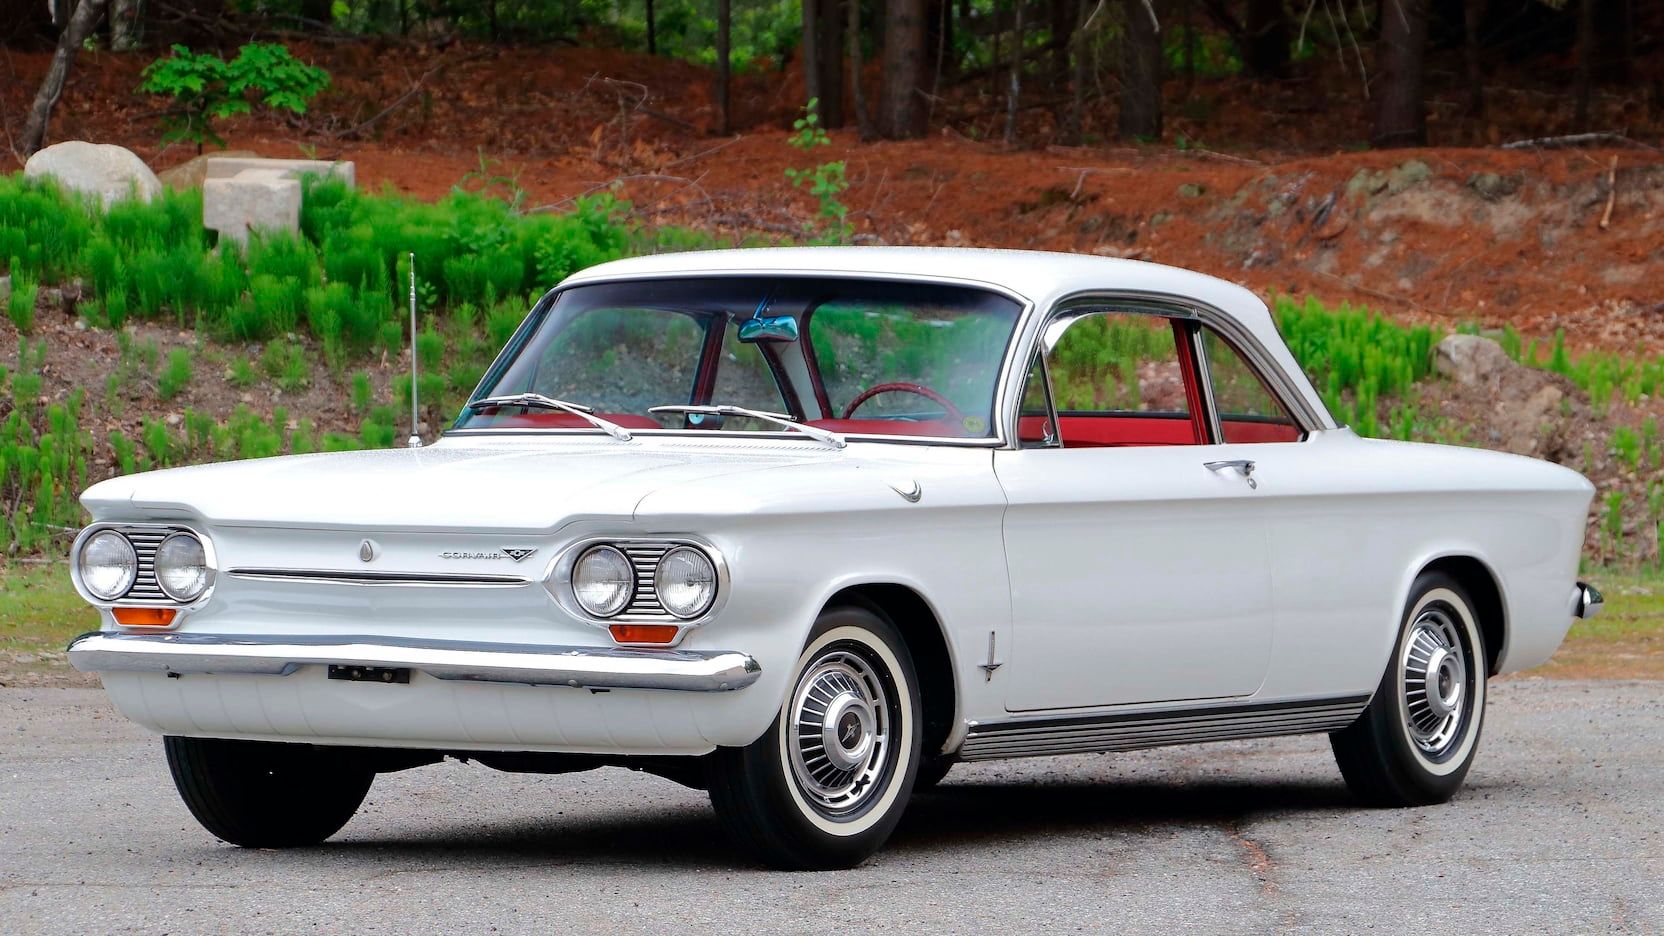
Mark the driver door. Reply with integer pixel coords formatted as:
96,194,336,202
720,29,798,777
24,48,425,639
995,306,1276,711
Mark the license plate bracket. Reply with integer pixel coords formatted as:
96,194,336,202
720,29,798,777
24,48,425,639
328,664,411,684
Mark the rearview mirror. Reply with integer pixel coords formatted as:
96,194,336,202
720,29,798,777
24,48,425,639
738,315,800,343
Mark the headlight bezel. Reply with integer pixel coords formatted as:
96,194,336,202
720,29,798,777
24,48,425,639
76,529,138,601
70,523,219,614
570,544,635,618
654,545,719,620
153,530,213,602
545,537,728,640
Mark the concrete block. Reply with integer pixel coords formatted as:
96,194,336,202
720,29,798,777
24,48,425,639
203,169,302,248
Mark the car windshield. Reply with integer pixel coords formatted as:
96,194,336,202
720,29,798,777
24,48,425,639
454,276,1025,441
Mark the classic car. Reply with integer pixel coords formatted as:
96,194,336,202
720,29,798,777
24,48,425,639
66,247,1600,870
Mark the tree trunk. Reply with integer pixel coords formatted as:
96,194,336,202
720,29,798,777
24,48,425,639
1573,0,1594,132
849,0,875,139
716,0,731,134
21,0,112,158
646,0,656,54
1050,0,1074,84
817,0,845,128
1065,0,1091,144
111,0,143,51
879,0,927,138
1462,0,1483,116
1117,0,1162,141
1242,0,1289,79
803,0,821,112
1005,0,1023,145
1371,0,1428,147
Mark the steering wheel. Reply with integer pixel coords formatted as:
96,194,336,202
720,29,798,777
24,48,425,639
841,382,967,422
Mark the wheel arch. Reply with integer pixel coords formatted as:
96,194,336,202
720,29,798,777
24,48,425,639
823,583,958,760
1414,554,1507,676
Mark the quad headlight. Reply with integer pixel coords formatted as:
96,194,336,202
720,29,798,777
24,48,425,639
77,530,137,600
154,531,211,602
655,546,717,619
572,545,634,618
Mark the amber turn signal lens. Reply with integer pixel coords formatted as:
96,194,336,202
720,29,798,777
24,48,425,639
112,607,177,627
608,624,679,644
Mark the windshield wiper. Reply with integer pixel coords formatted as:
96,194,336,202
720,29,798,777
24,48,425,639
649,404,846,449
467,393,634,441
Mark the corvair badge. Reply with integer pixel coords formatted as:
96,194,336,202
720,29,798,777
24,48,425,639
439,548,538,562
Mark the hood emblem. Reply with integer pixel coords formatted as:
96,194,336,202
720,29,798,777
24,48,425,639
438,547,538,562
501,547,537,563
359,539,379,562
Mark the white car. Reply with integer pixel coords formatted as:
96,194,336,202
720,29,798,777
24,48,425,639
68,247,1599,870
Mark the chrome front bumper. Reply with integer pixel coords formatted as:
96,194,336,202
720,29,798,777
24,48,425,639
67,632,762,692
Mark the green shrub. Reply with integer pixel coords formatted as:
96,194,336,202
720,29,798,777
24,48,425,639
138,43,330,150
157,348,194,401
8,274,37,333
228,356,259,388
350,371,372,412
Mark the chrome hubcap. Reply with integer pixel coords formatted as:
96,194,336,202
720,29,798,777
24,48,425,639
1402,608,1469,755
788,649,891,816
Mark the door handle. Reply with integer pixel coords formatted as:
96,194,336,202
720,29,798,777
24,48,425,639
1204,459,1257,489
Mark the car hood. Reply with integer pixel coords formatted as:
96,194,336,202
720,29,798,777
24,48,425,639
80,437,835,533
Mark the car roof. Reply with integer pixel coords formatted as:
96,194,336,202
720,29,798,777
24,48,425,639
562,246,1265,319
558,247,1333,430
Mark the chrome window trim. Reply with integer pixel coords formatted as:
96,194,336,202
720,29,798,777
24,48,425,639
449,270,1034,449
441,428,1005,448
543,535,731,644
1190,325,1227,444
69,522,219,621
1005,290,1327,444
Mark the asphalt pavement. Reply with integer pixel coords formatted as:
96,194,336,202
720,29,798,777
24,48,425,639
1,679,1659,934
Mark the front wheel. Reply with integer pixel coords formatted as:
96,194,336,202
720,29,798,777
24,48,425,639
707,606,922,870
1331,571,1488,806
164,736,375,847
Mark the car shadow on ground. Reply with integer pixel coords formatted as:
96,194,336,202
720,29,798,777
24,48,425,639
277,775,1360,871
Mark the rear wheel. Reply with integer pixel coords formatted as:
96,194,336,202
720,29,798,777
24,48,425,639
164,736,374,847
1331,572,1488,806
707,606,922,870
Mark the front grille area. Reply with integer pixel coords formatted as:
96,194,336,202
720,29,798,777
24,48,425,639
620,542,675,620
121,526,176,601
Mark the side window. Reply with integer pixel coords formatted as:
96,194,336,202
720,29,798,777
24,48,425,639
1017,354,1058,448
1045,311,1200,447
1201,329,1302,443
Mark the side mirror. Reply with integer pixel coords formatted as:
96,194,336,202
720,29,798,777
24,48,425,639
738,315,800,343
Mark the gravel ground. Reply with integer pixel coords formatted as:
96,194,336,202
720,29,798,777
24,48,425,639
1,679,1659,935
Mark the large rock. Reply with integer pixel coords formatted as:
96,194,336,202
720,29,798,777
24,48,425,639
1433,333,1513,388
156,150,260,190
23,141,162,208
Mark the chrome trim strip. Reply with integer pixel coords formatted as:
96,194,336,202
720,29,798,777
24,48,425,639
227,568,529,587
958,694,1370,761
66,632,762,692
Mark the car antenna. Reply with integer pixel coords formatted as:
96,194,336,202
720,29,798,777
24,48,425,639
406,251,422,449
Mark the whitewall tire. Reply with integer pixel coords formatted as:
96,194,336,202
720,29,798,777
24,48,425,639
1331,571,1488,806
707,605,922,869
